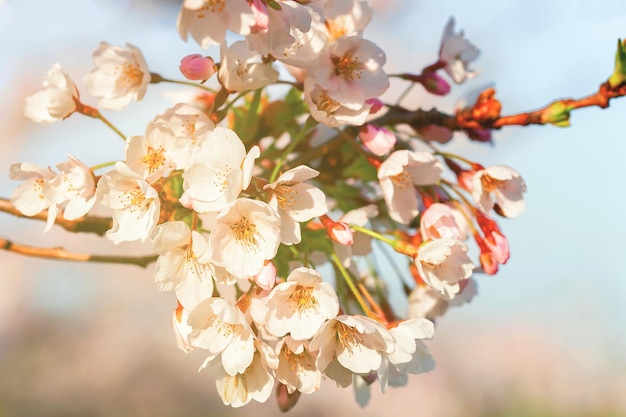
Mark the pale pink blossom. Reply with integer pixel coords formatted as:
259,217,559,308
310,315,394,387
172,303,194,353
147,103,216,170
420,203,463,241
181,126,259,214
214,340,278,407
218,41,279,92
312,0,372,40
275,336,322,394
179,54,216,81
95,162,160,244
46,156,96,226
24,63,79,124
439,17,480,83
84,42,150,110
303,77,372,127
311,36,388,110
415,238,474,300
264,165,328,245
9,162,55,220
359,124,396,156
377,318,435,393
253,261,277,291
265,267,339,340
177,0,256,48
209,198,281,279
378,150,443,225
125,134,174,184
246,0,312,59
188,297,256,376
472,165,527,218
150,221,215,310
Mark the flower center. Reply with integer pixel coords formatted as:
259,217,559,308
274,184,297,209
231,216,258,248
288,285,319,315
316,89,341,114
141,147,166,174
332,54,362,81
326,18,347,41
480,174,501,192
335,322,363,353
115,62,143,91
391,170,413,189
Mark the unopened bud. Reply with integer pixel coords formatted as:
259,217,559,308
366,98,384,114
359,124,396,156
320,215,354,245
419,71,451,96
540,101,571,127
250,0,269,34
253,261,277,290
179,54,216,81
609,38,626,88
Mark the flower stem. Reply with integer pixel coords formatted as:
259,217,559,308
330,252,372,317
150,72,216,93
78,104,126,141
90,161,117,171
269,116,317,183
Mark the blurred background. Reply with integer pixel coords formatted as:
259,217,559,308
1,0,625,416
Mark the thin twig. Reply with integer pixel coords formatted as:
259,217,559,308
0,237,157,268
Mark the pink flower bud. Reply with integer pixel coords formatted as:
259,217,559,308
419,71,451,96
416,124,453,144
359,124,396,156
179,54,216,81
171,303,193,353
484,230,509,264
366,98,384,114
250,0,269,34
253,261,277,290
330,222,354,245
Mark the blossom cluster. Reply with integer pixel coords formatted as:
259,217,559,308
10,0,528,411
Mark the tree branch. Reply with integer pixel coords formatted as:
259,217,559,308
0,197,112,236
0,236,157,268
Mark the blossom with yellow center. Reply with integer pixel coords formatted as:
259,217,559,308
210,198,281,279
265,267,339,340
85,42,150,111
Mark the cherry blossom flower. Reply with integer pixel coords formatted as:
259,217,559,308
209,198,281,279
181,126,259,214
150,221,215,310
84,42,150,111
172,302,194,353
95,162,160,244
218,41,279,92
177,0,256,49
265,267,339,340
472,165,527,218
264,165,328,245
415,238,474,300
46,155,96,225
358,124,396,156
9,162,55,220
179,54,216,81
188,297,256,376
147,103,216,170
312,0,372,40
10,157,96,232
246,0,312,59
310,315,394,387
273,8,327,66
439,17,480,83
125,134,174,184
303,77,372,127
24,63,79,124
311,36,388,110
275,336,322,394
408,278,477,320
214,340,278,407
420,203,464,241
377,150,443,225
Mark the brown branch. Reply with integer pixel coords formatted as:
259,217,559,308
376,80,626,132
0,197,112,236
0,236,157,268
